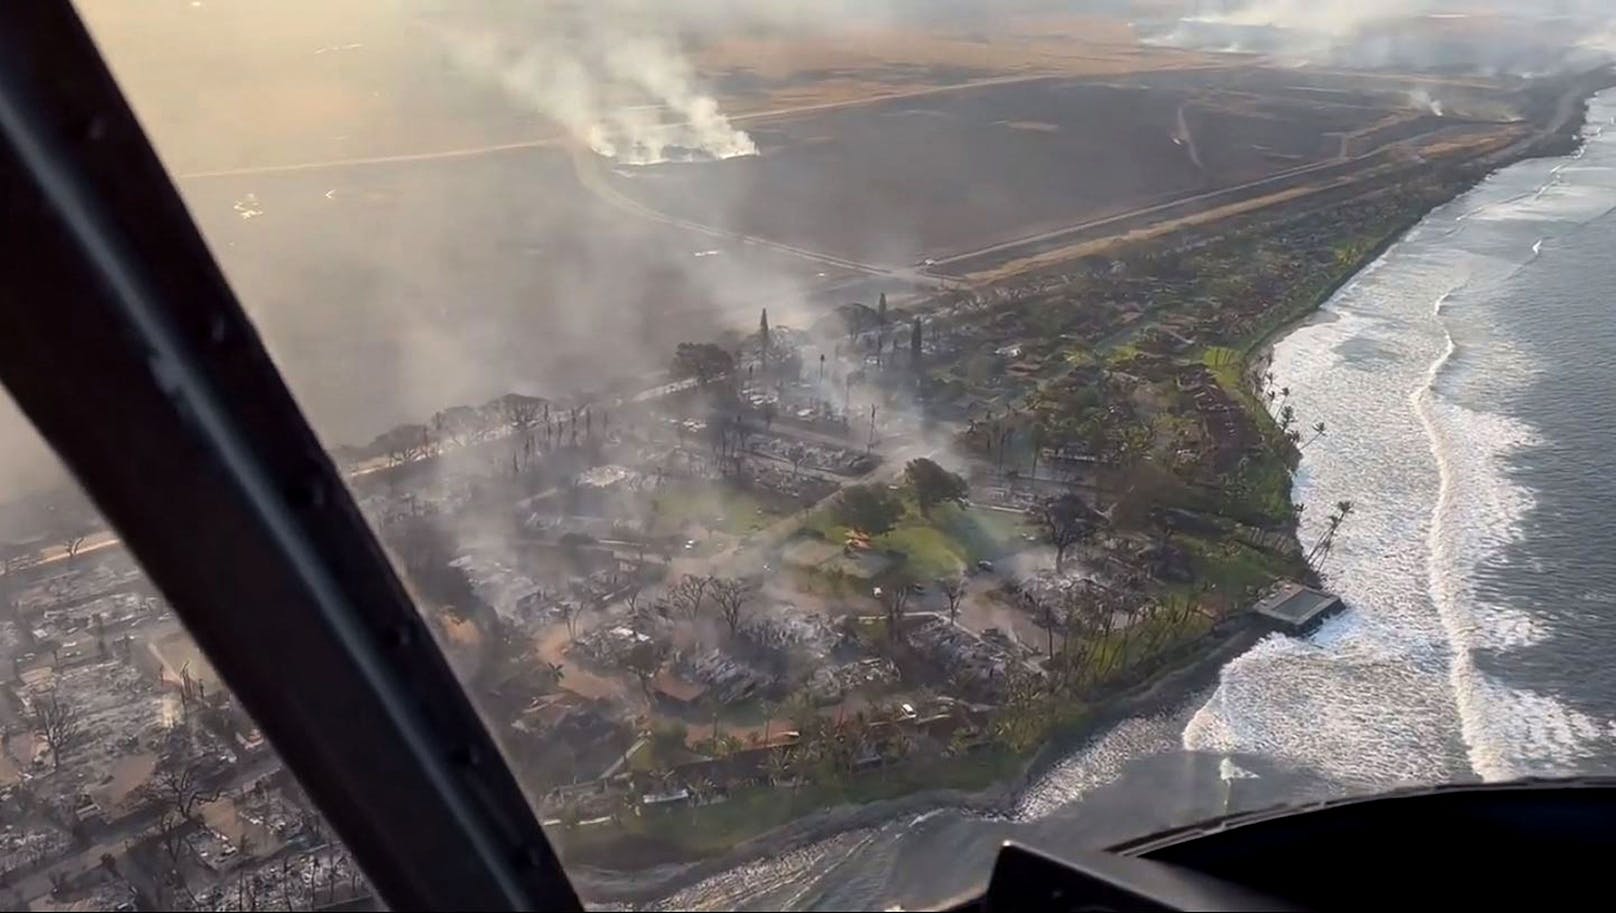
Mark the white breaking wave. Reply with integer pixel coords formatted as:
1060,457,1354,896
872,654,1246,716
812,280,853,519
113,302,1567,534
1417,221,1615,777
642,94,1616,913
1415,290,1545,779
1190,94,1616,788
1185,280,1463,787
1018,708,1199,820
641,828,878,912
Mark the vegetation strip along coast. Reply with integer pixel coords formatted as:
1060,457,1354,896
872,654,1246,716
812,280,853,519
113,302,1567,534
536,91,1600,883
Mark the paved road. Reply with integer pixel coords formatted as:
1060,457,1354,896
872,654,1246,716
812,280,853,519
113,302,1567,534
175,135,570,180
921,130,1432,273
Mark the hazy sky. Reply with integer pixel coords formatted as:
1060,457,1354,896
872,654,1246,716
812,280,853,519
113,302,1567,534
3,0,1611,511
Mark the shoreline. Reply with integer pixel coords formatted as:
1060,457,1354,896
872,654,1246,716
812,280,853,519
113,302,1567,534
571,617,1267,905
567,81,1615,907
1248,73,1610,371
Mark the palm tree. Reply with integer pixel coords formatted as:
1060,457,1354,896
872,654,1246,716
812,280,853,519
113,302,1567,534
785,691,818,735
886,729,914,765
692,775,717,804
843,711,872,774
703,698,723,755
611,790,637,824
1301,420,1327,449
1028,594,1060,659
760,699,778,748
1306,499,1356,568
945,729,973,758
1111,601,1141,674
766,749,797,790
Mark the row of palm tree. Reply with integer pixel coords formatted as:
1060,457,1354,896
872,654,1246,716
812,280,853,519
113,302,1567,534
1305,500,1356,570
763,708,919,789
1017,583,1210,712
1259,371,1328,453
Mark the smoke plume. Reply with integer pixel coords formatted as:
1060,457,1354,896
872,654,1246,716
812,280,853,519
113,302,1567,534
438,13,756,165
1408,88,1445,117
1149,0,1616,76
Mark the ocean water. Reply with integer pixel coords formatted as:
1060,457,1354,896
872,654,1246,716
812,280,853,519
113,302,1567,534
634,91,1616,910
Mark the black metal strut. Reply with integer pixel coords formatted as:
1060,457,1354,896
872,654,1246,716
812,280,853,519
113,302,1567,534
0,4,578,909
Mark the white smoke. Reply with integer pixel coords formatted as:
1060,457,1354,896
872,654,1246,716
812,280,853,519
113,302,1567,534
1197,0,1411,32
1578,24,1616,58
1409,88,1445,117
1148,0,1616,75
438,14,756,165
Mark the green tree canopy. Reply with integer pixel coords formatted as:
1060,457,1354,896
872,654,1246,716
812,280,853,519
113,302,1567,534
672,342,735,385
903,458,968,516
1031,493,1101,572
838,484,904,536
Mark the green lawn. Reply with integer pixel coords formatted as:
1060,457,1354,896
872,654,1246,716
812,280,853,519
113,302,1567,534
1176,533,1305,598
1197,348,1297,527
880,523,965,578
800,502,851,541
799,500,1024,581
650,481,787,537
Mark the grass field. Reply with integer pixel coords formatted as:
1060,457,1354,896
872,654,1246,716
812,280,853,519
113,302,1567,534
802,498,1025,582
650,480,793,537
1176,533,1304,598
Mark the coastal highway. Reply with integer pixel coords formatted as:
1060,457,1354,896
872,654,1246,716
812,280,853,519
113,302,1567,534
919,122,1462,277
924,73,1605,279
